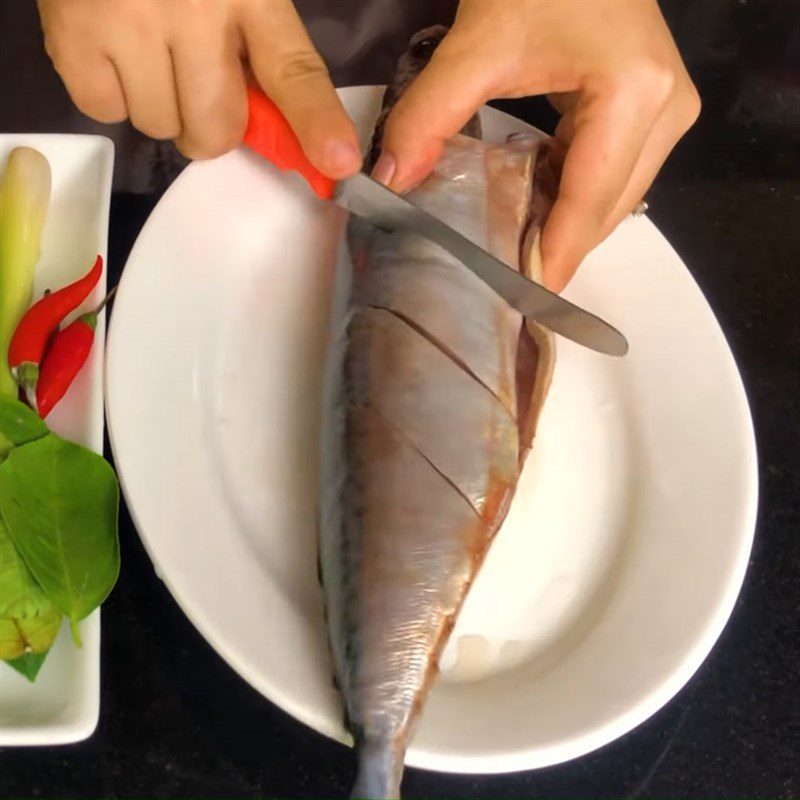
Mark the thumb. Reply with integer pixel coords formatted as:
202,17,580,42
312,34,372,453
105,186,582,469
376,39,492,193
241,0,361,180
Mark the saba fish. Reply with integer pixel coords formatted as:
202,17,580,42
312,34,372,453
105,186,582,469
319,25,557,799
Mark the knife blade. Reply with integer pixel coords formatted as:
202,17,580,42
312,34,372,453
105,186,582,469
243,87,629,357
335,173,628,357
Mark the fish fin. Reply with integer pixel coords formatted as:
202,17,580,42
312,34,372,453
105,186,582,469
350,738,403,800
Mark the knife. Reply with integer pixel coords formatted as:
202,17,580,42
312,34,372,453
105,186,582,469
243,87,628,357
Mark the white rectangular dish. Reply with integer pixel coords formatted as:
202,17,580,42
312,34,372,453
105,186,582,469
0,133,114,745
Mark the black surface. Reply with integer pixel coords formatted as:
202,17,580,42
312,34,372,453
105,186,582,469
2,1,800,798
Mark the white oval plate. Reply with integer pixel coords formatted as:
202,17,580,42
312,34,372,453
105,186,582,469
106,87,757,774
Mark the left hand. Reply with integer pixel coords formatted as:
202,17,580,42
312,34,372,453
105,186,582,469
373,0,701,292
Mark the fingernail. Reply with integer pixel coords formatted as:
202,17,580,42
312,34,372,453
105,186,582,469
371,153,396,187
324,139,362,179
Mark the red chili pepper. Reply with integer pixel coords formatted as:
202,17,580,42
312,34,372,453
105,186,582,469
35,286,115,419
8,254,103,393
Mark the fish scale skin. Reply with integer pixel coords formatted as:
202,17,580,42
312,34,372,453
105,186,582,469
336,405,486,742
353,137,525,419
344,306,518,516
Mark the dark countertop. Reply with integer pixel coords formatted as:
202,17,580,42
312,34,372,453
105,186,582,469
1,1,799,798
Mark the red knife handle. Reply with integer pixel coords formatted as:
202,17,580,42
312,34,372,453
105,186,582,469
243,86,336,200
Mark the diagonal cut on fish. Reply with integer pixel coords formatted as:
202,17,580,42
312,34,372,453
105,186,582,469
319,25,556,800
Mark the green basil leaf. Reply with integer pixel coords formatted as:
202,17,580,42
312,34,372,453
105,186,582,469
0,434,119,643
0,518,61,662
5,650,49,682
0,397,48,461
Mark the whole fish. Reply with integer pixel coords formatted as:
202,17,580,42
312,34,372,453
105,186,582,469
319,26,557,799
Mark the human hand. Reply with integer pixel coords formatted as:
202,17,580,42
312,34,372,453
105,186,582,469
374,0,701,292
36,0,361,178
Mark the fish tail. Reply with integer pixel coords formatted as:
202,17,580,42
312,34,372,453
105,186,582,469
350,737,404,800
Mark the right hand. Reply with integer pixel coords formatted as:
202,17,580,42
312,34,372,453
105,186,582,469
36,0,362,178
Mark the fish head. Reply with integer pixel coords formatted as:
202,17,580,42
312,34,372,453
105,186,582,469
403,25,449,74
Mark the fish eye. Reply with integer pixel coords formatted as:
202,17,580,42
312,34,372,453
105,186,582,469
411,37,438,59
